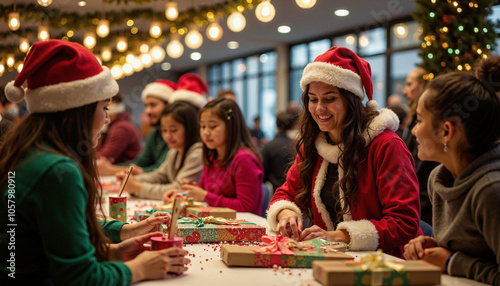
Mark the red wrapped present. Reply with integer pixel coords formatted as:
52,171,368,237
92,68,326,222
220,236,353,268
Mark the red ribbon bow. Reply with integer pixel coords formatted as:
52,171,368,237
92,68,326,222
253,235,313,255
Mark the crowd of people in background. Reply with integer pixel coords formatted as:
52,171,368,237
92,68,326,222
1,40,499,285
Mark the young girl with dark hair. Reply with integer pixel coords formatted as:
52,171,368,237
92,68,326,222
118,101,203,200
163,97,264,216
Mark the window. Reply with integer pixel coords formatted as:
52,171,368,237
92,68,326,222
390,49,421,105
208,51,277,138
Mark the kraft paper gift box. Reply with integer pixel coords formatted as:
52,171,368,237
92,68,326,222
220,236,354,268
185,206,236,219
160,216,266,243
312,251,441,286
155,197,236,219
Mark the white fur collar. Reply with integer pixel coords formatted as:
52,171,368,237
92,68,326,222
316,108,398,164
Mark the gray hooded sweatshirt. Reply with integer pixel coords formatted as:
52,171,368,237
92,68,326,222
429,143,500,285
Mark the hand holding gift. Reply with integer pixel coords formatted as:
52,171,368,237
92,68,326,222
121,211,172,241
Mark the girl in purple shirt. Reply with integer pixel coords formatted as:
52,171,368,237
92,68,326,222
163,98,263,215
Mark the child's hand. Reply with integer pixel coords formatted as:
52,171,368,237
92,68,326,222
162,189,183,204
181,184,207,202
116,172,141,195
180,179,197,186
130,164,143,175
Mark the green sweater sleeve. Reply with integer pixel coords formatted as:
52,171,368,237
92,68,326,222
38,160,132,285
100,220,126,243
118,128,168,172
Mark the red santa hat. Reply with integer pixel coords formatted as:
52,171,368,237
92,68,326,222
5,39,118,113
169,73,209,109
300,46,378,110
141,79,177,103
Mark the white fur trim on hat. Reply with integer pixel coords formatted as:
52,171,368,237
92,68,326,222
5,81,25,103
336,219,379,251
26,66,118,113
169,90,207,109
300,61,364,100
141,82,175,103
107,102,126,116
266,199,302,231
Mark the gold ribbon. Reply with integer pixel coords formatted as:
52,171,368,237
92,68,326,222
359,249,406,286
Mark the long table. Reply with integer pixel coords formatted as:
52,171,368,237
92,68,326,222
102,193,489,286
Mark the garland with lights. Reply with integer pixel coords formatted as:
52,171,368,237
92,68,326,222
0,0,263,72
412,0,499,78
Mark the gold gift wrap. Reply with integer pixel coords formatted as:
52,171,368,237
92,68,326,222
313,258,441,285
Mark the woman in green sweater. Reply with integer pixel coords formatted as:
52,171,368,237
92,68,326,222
0,40,189,285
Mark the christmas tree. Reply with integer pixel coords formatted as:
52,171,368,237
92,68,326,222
413,0,499,79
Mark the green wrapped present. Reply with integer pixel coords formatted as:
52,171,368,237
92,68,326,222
160,215,265,243
313,250,441,285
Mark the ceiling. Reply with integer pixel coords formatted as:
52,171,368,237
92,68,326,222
0,0,417,74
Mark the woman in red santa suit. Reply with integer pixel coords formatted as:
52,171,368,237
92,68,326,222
267,46,421,258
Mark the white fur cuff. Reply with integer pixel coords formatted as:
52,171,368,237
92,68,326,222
266,200,302,231
337,219,379,251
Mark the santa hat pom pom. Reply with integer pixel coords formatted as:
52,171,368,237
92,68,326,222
366,100,379,111
5,81,26,103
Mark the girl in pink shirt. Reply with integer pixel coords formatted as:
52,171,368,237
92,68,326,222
163,98,263,215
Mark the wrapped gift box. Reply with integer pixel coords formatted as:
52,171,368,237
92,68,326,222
134,210,151,222
155,197,236,219
160,219,265,243
313,259,441,285
220,238,353,268
186,207,236,219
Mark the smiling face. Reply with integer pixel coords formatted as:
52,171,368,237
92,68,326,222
144,96,167,125
199,110,227,159
307,81,347,143
92,100,110,148
160,114,186,153
411,90,444,162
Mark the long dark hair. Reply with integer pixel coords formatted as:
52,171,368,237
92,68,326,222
423,56,500,157
0,102,109,261
199,97,262,167
294,85,378,224
160,101,200,176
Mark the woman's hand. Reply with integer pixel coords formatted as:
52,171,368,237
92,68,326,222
404,235,438,260
116,172,142,195
109,232,163,262
162,189,184,204
125,247,190,282
298,225,350,243
180,184,207,202
120,212,171,241
275,209,303,241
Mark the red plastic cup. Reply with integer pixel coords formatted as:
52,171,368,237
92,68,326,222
151,236,183,250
